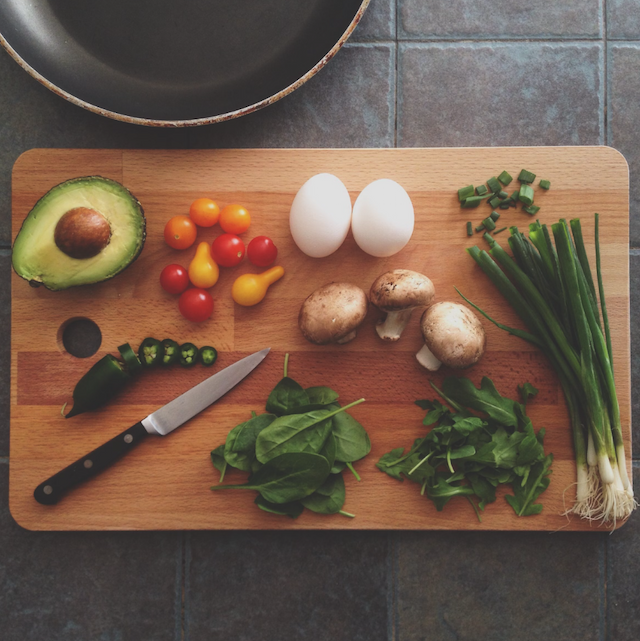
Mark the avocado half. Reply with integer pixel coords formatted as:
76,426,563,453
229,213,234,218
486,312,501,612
12,176,146,291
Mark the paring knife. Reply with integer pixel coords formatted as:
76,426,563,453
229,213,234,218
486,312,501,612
34,347,270,505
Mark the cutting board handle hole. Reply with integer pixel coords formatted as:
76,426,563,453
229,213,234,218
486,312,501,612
58,317,102,358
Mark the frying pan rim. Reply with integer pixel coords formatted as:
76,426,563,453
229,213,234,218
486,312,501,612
0,0,370,128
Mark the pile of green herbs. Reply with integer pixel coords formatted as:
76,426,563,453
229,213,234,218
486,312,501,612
210,354,371,519
460,216,634,523
377,377,552,519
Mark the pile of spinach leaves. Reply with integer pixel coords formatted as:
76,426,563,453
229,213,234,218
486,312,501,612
376,377,553,519
210,354,371,519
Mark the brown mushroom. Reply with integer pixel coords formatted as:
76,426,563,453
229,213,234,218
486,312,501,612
416,301,486,370
369,269,435,341
298,282,368,345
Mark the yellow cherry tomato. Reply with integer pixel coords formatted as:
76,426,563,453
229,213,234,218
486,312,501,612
220,204,251,234
189,198,220,227
231,266,284,306
188,242,219,289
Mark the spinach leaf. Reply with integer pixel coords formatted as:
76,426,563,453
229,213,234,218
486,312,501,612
301,473,349,515
331,461,347,474
211,452,330,504
332,411,372,463
210,444,228,482
224,413,276,472
319,432,337,470
306,386,339,405
254,495,304,519
265,377,309,415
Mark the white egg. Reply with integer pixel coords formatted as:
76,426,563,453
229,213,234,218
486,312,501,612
289,173,352,258
351,179,414,257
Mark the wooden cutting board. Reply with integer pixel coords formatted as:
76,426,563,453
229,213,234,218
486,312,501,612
10,147,631,531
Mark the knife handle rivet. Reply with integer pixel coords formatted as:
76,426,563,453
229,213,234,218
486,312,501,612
124,434,133,444
83,459,93,469
43,485,53,495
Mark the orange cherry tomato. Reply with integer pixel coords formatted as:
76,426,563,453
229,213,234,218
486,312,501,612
164,215,197,250
189,198,220,227
219,204,251,234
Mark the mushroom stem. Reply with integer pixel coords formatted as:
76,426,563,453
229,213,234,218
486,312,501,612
416,344,442,371
336,329,357,344
376,309,415,341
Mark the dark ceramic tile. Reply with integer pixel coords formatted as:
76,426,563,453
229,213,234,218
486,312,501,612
608,0,640,39
399,0,601,39
607,463,640,640
398,43,603,147
351,0,395,42
631,252,640,449
0,252,9,456
0,47,189,246
0,463,182,641
395,529,604,641
609,45,640,246
188,44,395,149
185,530,390,641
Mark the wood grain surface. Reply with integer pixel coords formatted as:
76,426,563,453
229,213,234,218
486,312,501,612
9,147,632,531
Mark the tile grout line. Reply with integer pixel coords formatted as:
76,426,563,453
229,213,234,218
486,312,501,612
602,0,608,147
181,532,190,641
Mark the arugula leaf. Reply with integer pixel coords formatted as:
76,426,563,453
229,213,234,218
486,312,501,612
426,475,476,511
505,454,553,516
467,473,496,510
518,382,539,406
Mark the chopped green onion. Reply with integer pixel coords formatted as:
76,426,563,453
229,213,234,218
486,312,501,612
487,177,501,193
510,189,520,202
461,196,485,208
475,225,485,233
499,201,512,210
482,217,496,231
458,185,475,201
498,170,513,186
523,204,540,216
489,195,501,209
518,169,536,183
539,179,551,190
493,226,507,234
476,184,488,196
466,221,473,236
519,184,535,206
498,190,508,199
490,210,500,221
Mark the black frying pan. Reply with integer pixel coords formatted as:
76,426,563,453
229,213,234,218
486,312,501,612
0,0,369,126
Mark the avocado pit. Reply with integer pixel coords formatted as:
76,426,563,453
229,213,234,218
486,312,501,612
54,207,111,259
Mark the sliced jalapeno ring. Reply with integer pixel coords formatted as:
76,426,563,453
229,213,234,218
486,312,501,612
161,339,180,366
139,337,164,367
198,345,218,366
118,343,142,374
179,342,198,367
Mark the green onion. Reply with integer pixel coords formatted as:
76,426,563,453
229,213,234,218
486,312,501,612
490,210,500,221
461,218,634,524
475,225,485,233
518,169,536,183
523,205,540,216
493,226,507,234
466,221,473,236
461,196,485,208
510,190,520,202
499,201,512,210
519,184,535,206
487,177,501,193
498,190,509,199
476,184,488,196
482,217,496,231
539,179,551,190
458,185,474,201
489,196,501,209
498,170,513,186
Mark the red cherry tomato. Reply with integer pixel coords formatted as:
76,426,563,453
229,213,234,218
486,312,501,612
247,236,278,267
160,264,189,295
178,288,214,323
211,233,245,267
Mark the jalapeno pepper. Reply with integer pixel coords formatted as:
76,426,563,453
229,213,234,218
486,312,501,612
161,339,180,366
63,354,131,418
198,345,218,366
139,337,164,367
118,343,142,374
179,342,198,367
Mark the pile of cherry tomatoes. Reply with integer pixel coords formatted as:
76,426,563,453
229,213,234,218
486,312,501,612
161,198,279,322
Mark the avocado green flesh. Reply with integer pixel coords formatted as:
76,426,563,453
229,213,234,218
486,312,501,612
12,177,145,291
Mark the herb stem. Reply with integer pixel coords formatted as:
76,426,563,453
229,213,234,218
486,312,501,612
346,462,361,482
283,352,290,378
338,510,356,518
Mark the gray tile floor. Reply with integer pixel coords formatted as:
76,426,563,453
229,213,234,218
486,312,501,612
1,1,639,639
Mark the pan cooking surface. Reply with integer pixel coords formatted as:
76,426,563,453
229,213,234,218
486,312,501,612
0,0,366,123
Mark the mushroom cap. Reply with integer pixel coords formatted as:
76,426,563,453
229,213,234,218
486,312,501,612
420,301,485,368
369,269,435,312
299,282,368,345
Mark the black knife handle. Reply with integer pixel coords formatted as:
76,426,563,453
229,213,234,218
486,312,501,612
34,421,149,505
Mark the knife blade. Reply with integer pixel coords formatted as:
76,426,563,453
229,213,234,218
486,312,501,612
34,347,270,505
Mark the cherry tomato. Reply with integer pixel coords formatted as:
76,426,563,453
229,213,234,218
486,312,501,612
189,198,220,227
164,215,197,250
247,236,278,267
160,264,189,295
219,204,251,234
212,233,245,267
178,288,214,323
